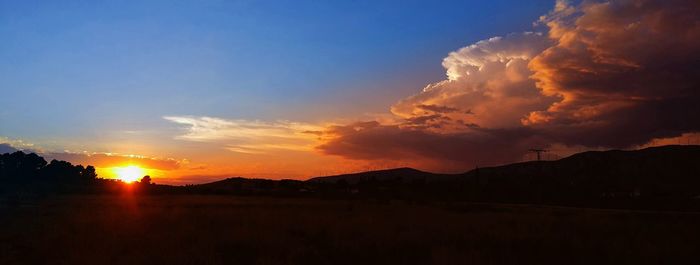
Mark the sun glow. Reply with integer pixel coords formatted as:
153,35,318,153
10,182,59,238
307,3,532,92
113,165,146,183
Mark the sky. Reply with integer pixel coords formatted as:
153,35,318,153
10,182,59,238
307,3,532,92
2,0,699,184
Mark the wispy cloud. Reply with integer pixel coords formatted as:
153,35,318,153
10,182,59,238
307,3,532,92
46,152,184,171
164,116,325,154
1,136,183,171
0,136,39,152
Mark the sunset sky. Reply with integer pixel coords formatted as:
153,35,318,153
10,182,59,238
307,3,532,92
2,0,699,184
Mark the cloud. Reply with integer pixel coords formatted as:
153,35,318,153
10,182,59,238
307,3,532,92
316,32,555,169
164,116,324,154
392,32,556,130
0,137,39,153
0,143,19,154
317,121,546,171
316,0,700,171
45,152,182,171
415,104,461,114
525,0,700,147
1,136,182,170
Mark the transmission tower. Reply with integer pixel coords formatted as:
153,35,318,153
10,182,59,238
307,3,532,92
529,149,549,161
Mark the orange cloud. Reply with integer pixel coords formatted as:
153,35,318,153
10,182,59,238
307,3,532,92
525,0,700,147
317,121,545,172
392,32,556,130
315,0,700,172
313,33,557,170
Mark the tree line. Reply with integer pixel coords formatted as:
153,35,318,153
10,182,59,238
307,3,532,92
0,151,97,193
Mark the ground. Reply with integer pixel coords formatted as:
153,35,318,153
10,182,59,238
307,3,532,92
1,194,699,265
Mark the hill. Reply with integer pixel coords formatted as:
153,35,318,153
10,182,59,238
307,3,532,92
182,145,700,209
458,145,700,201
308,167,455,184
184,177,305,195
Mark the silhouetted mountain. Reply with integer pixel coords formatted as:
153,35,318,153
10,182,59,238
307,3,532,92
458,145,700,200
308,167,455,184
299,145,700,209
186,177,305,195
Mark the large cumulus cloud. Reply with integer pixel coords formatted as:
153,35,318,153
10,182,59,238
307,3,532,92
526,0,700,147
318,32,556,170
316,0,700,171
392,32,555,130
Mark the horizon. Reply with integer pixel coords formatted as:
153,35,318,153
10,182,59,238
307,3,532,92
4,143,698,186
143,144,700,185
2,0,700,185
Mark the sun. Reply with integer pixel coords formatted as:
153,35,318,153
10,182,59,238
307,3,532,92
113,165,146,183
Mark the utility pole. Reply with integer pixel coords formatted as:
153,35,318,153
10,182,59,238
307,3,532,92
529,149,549,161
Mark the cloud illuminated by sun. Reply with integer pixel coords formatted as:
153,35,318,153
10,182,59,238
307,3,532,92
113,165,146,183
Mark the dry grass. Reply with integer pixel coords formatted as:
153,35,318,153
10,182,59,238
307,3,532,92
1,194,699,265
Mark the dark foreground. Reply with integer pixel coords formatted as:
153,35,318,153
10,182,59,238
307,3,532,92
1,195,699,265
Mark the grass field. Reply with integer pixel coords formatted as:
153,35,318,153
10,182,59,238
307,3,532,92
1,194,699,265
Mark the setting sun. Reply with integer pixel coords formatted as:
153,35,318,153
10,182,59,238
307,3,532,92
113,165,146,183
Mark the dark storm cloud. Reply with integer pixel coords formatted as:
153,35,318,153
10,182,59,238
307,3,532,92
526,0,700,147
316,0,700,170
416,104,461,114
317,121,546,170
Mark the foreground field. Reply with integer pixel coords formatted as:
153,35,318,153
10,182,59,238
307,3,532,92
1,195,699,265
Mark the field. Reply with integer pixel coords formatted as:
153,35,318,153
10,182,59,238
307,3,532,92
1,194,699,265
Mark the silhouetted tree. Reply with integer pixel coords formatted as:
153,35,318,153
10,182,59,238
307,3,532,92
0,151,47,182
41,159,84,183
0,152,101,194
82,165,98,181
141,175,152,185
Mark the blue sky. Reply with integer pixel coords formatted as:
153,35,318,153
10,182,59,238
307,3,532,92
1,0,551,139
2,0,697,183
0,0,565,181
